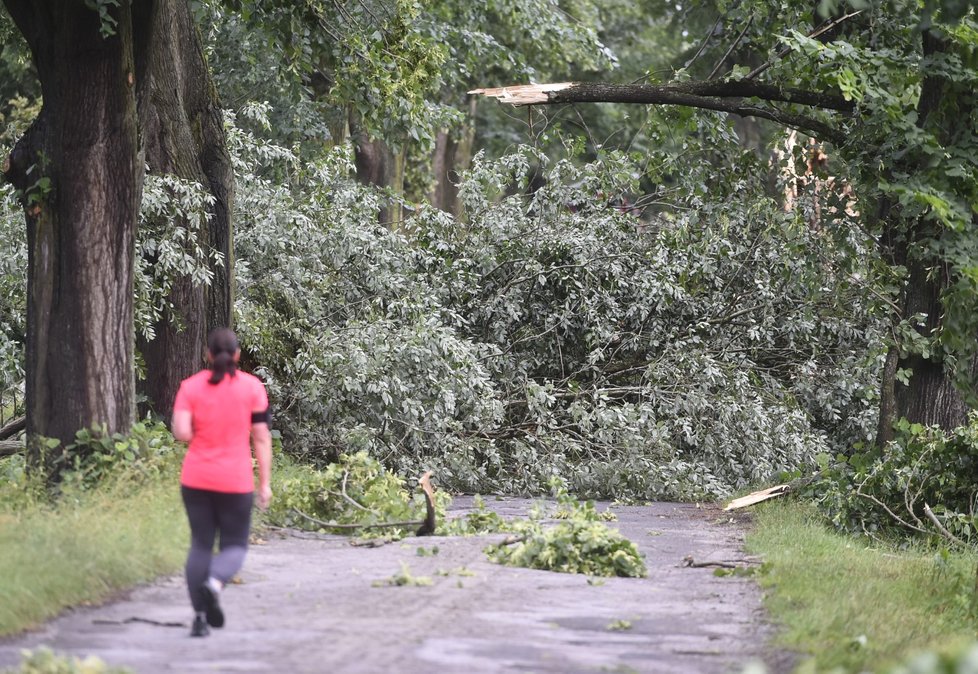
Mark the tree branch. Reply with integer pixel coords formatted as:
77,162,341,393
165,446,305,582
0,415,25,441
470,80,853,112
708,15,754,80
470,82,847,144
923,503,967,547
685,14,724,70
744,11,862,81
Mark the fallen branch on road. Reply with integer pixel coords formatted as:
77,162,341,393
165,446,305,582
291,471,437,536
92,617,186,628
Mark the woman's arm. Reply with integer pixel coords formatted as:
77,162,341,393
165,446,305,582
252,422,273,510
172,410,194,442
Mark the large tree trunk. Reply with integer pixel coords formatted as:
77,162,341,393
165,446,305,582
875,230,978,445
429,98,477,218
351,114,403,226
874,30,971,444
135,0,233,420
894,262,973,427
1,1,145,464
430,130,459,215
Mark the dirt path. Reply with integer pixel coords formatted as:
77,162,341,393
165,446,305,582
0,498,787,673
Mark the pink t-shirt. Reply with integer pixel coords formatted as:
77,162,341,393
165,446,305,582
173,369,269,493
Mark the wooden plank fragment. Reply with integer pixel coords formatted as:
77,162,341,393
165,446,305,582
723,484,790,511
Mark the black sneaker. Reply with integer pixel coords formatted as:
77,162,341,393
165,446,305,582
200,583,225,628
190,614,210,637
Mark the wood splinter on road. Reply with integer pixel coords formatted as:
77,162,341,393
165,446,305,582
723,484,790,511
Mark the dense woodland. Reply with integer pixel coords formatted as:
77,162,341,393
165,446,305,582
0,0,977,535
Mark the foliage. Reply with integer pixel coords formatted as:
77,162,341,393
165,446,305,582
204,0,617,150
485,477,646,578
415,145,878,495
0,155,25,397
485,515,647,578
83,0,122,39
812,413,978,541
329,0,449,148
134,174,222,341
549,479,618,521
52,422,180,492
3,649,131,674
886,643,978,674
439,494,512,535
0,25,38,121
0,100,886,502
227,100,882,499
0,423,180,508
0,100,32,402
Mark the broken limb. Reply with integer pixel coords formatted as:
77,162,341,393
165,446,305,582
291,471,438,536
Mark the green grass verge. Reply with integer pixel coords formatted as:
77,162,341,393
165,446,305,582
0,467,188,636
746,499,978,672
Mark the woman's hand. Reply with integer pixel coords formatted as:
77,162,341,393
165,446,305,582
258,483,273,511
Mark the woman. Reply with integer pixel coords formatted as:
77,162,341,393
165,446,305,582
171,328,273,638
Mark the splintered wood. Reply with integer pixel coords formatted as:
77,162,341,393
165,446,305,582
723,484,790,511
416,470,437,536
468,82,574,105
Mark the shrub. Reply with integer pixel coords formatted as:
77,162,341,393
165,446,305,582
813,414,978,541
4,649,131,674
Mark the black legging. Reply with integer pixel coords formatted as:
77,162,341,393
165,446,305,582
181,486,253,612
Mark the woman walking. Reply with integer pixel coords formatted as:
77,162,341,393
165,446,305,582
171,328,273,637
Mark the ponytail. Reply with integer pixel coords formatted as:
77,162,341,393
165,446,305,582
206,327,239,385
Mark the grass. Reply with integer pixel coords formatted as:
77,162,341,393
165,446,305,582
746,499,978,672
0,462,188,636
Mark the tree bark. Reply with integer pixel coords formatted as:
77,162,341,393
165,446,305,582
470,82,850,144
875,29,973,442
428,98,478,217
430,130,459,215
135,0,233,420
351,113,403,226
892,260,975,429
2,0,143,464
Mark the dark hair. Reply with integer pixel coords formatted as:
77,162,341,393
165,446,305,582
207,328,239,385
